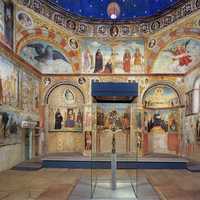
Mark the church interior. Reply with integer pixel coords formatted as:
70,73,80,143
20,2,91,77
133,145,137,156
0,0,200,199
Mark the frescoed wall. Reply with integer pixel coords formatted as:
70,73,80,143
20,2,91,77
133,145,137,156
96,103,131,153
0,0,5,42
0,55,18,107
1,0,200,160
47,84,85,152
0,0,13,48
144,109,180,134
81,39,145,74
0,52,40,146
96,103,130,131
16,11,33,29
21,72,40,113
153,38,200,73
143,85,180,108
20,40,72,74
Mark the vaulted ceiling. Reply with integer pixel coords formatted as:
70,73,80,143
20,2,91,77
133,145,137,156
49,0,183,20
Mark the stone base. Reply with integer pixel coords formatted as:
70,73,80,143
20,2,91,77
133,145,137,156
69,176,160,200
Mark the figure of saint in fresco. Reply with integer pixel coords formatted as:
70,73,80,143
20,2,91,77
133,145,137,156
168,113,177,132
54,109,63,129
17,12,32,27
102,59,112,74
76,109,82,127
97,110,104,127
69,38,78,50
109,110,120,132
83,48,93,73
165,40,192,70
85,131,92,150
65,108,75,128
196,117,200,141
174,45,192,66
0,73,3,105
122,113,130,130
5,4,13,47
123,49,131,73
64,89,75,104
94,49,103,73
110,25,119,37
133,48,143,72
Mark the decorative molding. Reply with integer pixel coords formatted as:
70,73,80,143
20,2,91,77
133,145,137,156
16,0,200,37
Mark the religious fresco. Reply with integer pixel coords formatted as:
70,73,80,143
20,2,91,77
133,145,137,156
20,40,72,74
21,72,39,113
144,109,179,133
0,0,5,42
4,2,13,48
0,0,13,47
85,131,92,150
183,114,200,144
96,103,130,132
135,110,142,130
153,38,200,73
16,11,33,28
81,39,144,74
0,111,21,144
48,107,83,132
0,55,18,107
84,105,92,131
143,85,180,108
47,84,84,132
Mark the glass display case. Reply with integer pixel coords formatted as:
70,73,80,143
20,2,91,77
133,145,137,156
90,102,138,199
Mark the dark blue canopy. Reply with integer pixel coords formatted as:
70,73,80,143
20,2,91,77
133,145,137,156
92,81,138,102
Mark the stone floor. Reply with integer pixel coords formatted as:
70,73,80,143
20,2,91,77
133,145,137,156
0,169,199,200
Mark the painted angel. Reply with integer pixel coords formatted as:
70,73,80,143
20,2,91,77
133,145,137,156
164,40,192,68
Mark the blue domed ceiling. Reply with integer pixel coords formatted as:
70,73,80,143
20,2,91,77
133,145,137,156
49,0,183,20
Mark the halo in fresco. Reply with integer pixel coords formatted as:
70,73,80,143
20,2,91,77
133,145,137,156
16,11,33,28
143,85,180,108
81,39,145,74
153,38,200,73
20,40,72,74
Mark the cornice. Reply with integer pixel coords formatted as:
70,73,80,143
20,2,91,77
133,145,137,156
16,0,200,37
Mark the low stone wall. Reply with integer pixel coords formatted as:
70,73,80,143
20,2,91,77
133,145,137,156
0,143,23,172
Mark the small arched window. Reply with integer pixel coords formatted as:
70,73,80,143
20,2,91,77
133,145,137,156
193,77,200,114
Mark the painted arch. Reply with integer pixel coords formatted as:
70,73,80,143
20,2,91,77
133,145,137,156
153,38,200,74
143,84,180,109
16,28,80,74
